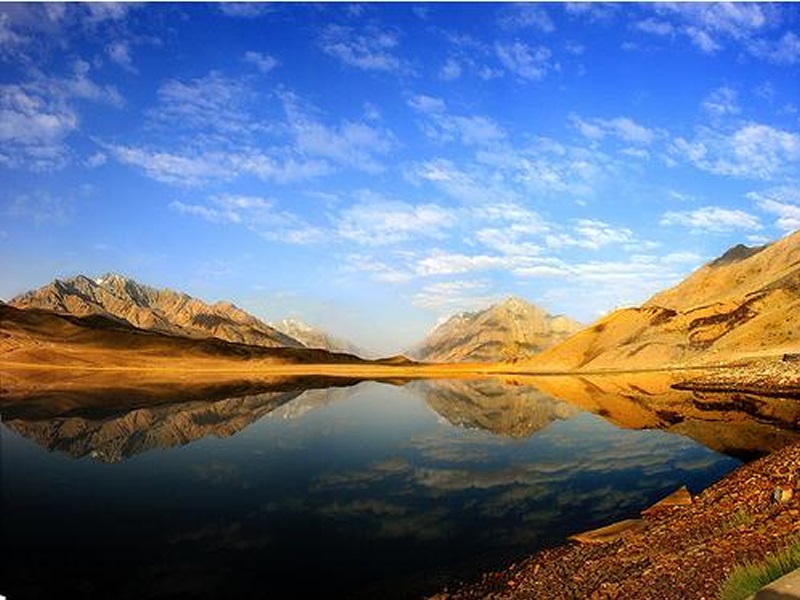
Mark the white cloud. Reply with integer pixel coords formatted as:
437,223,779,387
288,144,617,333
0,83,77,170
701,87,740,118
283,92,396,173
108,144,331,187
439,58,462,81
545,219,634,250
415,250,526,277
107,40,135,71
644,3,771,54
170,194,324,244
572,115,658,145
319,24,405,73
243,50,280,73
748,187,800,231
407,94,446,114
498,4,555,33
495,41,552,81
408,95,506,147
109,146,232,186
150,71,256,137
409,158,519,205
635,18,675,37
218,3,276,19
673,123,800,180
660,206,762,232
344,254,412,283
64,60,124,107
749,31,800,65
338,198,454,246
411,280,497,312
85,152,107,167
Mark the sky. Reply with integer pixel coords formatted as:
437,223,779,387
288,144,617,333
1,2,799,354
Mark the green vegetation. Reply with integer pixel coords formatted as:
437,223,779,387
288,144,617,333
719,537,800,600
722,508,755,531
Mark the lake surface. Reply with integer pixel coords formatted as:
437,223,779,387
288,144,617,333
3,374,796,599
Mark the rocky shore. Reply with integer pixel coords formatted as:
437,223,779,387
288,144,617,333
674,357,800,397
433,437,800,599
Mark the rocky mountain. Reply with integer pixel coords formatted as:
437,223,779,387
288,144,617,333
411,296,583,363
528,229,800,371
269,318,363,356
10,273,303,349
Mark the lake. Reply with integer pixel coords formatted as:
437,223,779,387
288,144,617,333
3,374,799,599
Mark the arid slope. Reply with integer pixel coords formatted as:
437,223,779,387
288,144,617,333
526,230,800,371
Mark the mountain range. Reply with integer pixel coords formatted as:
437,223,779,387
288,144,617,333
10,273,302,349
5,228,800,371
8,273,365,356
411,296,583,363
268,318,364,356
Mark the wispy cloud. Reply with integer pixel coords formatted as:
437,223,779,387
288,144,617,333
0,83,77,170
282,91,396,173
660,205,762,233
344,254,413,283
108,145,331,187
411,280,497,312
149,71,258,138
338,196,454,246
748,187,800,231
243,50,280,73
107,39,135,72
217,3,276,19
497,4,555,33
495,41,553,81
571,115,659,145
636,3,799,65
672,123,800,180
170,194,324,244
546,219,634,250
0,59,122,171
407,94,506,146
701,86,740,119
319,24,406,73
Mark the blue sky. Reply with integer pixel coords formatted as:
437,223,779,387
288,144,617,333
1,2,799,353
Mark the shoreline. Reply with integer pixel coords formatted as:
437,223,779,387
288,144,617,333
433,439,800,599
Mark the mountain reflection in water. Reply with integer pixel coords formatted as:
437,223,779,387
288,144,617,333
2,373,799,599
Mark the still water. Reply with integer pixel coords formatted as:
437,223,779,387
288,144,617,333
1,376,770,599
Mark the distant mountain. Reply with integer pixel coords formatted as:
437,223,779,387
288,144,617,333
411,296,583,363
528,229,800,370
269,318,363,356
10,273,303,349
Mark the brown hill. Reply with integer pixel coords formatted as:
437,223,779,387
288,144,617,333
527,229,800,371
0,303,365,369
412,296,583,363
10,273,302,349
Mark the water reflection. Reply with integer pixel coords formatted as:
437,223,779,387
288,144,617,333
2,372,799,599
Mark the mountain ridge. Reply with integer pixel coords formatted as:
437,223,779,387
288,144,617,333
10,273,304,349
268,317,364,356
527,230,800,370
411,296,583,363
